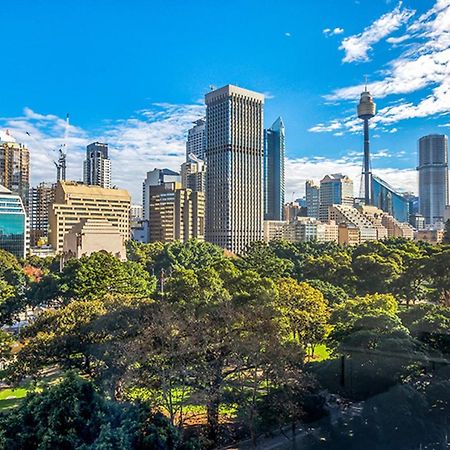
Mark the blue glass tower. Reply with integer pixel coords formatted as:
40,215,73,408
372,175,410,223
0,185,27,258
264,117,285,221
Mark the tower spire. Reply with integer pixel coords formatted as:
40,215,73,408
357,81,376,206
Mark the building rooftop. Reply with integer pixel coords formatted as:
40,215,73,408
59,181,130,200
205,84,265,103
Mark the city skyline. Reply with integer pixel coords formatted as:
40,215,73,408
1,0,450,201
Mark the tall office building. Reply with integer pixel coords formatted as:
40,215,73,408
305,180,320,219
205,85,264,254
186,118,206,161
0,138,30,208
29,182,55,246
49,181,130,254
83,142,111,188
0,185,28,258
142,168,181,220
264,117,285,221
417,134,449,224
148,181,205,243
319,174,354,221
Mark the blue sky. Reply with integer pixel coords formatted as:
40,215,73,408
1,0,449,201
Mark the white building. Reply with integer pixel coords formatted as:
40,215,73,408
186,118,206,161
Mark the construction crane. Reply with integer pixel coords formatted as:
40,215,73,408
54,113,69,182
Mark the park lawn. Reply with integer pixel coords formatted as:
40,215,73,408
0,370,62,412
0,387,29,411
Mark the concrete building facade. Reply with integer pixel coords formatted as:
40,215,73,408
205,85,264,254
29,182,55,246
63,218,126,265
319,174,354,221
148,181,204,243
49,181,130,253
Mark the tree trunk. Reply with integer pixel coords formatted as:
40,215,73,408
207,397,220,445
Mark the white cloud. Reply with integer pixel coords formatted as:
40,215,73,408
285,155,417,198
386,34,411,44
323,27,344,36
339,2,415,63
284,32,292,37
0,104,204,201
313,0,450,133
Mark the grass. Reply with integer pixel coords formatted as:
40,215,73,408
0,369,62,412
0,387,29,411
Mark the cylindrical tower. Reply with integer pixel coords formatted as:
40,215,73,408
357,88,376,205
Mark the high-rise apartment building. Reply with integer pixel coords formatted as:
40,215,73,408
0,139,30,208
186,118,206,161
142,168,181,221
417,134,449,224
0,185,28,258
83,142,111,189
305,180,320,219
29,182,55,246
205,85,264,254
264,117,285,221
49,181,130,253
148,181,204,243
319,174,354,221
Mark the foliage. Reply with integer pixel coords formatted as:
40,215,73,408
0,372,199,449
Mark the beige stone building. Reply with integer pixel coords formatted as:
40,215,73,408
63,218,126,264
329,204,378,242
415,229,444,244
358,205,414,239
148,181,204,243
263,220,289,242
49,181,131,253
338,223,360,246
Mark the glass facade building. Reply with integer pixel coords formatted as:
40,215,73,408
417,134,449,224
0,185,27,258
264,117,285,221
372,175,410,223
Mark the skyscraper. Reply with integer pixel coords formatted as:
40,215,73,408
186,118,206,161
357,85,376,205
142,168,181,221
29,182,55,246
264,117,285,221
148,181,205,243
0,184,28,258
319,174,354,221
418,134,449,225
205,85,264,254
83,142,111,188
305,180,320,219
0,137,30,208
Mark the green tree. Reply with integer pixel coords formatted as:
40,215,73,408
0,372,198,450
276,278,330,356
